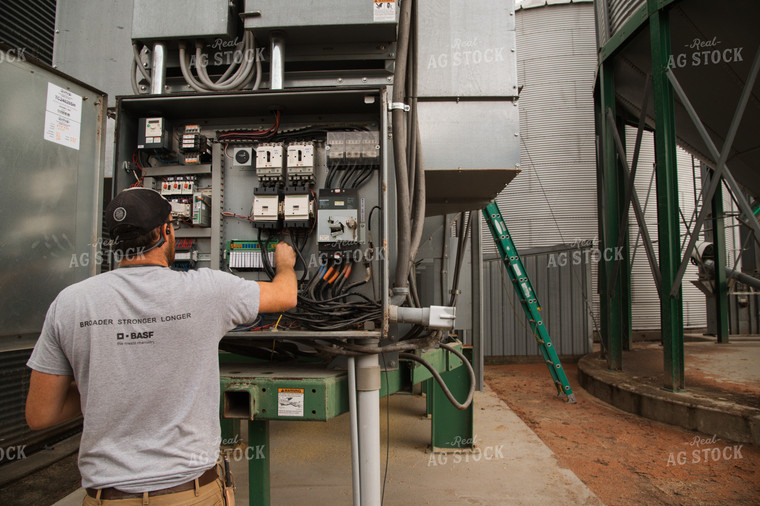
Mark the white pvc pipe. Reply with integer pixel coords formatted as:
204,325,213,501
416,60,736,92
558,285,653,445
348,356,361,506
357,353,381,506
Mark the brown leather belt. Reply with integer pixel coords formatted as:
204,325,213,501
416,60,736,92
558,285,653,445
86,467,218,500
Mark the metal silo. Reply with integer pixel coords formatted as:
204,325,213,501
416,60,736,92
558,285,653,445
485,0,599,359
625,127,707,330
484,0,714,359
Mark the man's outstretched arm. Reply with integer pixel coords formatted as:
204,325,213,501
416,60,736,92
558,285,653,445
258,241,298,313
26,371,81,430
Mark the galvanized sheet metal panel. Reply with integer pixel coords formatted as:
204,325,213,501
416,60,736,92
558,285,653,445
485,2,706,342
625,126,707,329
607,0,646,36
0,0,57,65
417,0,517,97
484,245,593,358
487,2,597,255
729,294,760,335
0,57,105,346
243,0,399,44
484,3,601,347
132,0,235,41
0,349,82,465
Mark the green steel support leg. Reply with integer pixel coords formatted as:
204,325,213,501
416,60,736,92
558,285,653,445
248,420,270,506
600,60,624,370
712,180,730,343
650,5,685,390
594,97,609,357
220,419,241,445
425,379,433,417
430,350,474,451
616,114,634,352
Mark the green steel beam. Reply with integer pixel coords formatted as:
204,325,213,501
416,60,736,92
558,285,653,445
598,0,683,63
220,368,349,421
425,379,433,417
649,4,685,390
248,420,270,506
594,92,609,356
599,60,624,370
430,348,474,451
409,344,463,385
616,114,634,352
599,3,649,63
218,346,473,501
711,180,730,343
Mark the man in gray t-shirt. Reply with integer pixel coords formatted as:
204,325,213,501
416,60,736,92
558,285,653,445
26,188,297,503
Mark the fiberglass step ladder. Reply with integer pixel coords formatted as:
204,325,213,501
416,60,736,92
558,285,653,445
483,202,577,403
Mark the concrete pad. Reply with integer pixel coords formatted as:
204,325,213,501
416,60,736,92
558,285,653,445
579,341,760,446
241,386,599,505
53,387,600,506
52,489,85,506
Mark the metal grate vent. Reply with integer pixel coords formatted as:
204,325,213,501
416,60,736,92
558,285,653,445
0,0,57,66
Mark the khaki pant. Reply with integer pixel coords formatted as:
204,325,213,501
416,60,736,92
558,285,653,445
82,478,227,506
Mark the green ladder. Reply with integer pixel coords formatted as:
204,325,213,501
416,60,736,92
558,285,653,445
483,202,577,403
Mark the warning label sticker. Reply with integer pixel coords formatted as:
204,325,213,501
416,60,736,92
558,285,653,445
373,0,396,22
277,388,305,417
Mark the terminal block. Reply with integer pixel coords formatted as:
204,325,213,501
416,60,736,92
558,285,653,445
325,131,379,167
326,131,346,163
286,142,315,185
172,238,198,271
256,143,284,184
226,240,276,270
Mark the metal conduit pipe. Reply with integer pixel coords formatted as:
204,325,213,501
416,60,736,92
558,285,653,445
150,42,166,94
391,0,413,292
196,32,256,91
703,260,760,290
178,42,209,92
270,32,285,90
407,1,426,267
408,120,426,264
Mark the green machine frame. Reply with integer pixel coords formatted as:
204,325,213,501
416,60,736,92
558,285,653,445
218,344,474,506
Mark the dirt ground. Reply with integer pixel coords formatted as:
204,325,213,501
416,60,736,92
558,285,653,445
485,363,760,505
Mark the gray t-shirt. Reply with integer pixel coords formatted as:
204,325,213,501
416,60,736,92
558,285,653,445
27,265,260,492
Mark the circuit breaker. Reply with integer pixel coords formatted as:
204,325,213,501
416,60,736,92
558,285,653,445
317,189,359,246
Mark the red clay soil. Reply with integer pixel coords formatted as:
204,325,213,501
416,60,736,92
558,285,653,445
485,363,760,505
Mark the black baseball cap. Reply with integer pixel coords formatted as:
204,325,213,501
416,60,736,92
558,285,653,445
104,188,171,243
